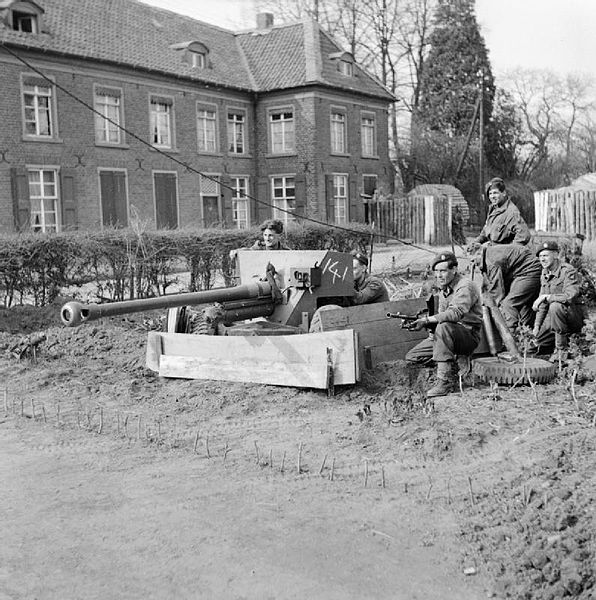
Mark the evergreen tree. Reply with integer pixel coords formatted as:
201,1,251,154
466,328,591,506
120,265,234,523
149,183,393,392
416,0,494,137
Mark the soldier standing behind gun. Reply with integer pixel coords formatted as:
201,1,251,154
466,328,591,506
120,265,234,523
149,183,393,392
467,177,530,254
405,252,483,398
475,243,542,332
532,241,585,363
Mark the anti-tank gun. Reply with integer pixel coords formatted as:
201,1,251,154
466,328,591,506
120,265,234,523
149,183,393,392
60,250,430,391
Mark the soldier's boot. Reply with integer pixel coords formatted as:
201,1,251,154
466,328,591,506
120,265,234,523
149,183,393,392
426,361,456,398
549,333,569,364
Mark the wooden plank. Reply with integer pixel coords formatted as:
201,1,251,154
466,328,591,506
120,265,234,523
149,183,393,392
149,329,358,386
159,353,329,388
146,331,163,372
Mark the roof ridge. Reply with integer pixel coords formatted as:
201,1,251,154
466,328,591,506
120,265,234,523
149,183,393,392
234,34,257,92
303,18,322,83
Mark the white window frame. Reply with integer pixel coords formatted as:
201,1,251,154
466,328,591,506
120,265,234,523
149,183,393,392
330,108,347,154
338,60,353,77
361,111,377,157
231,176,250,229
197,103,218,153
227,110,246,155
191,52,206,68
332,174,349,225
94,86,123,145
27,167,60,233
150,96,174,149
269,108,295,154
271,175,296,225
22,77,56,139
13,11,38,32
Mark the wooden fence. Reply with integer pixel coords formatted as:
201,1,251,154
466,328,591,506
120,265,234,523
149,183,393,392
534,188,596,240
364,195,451,245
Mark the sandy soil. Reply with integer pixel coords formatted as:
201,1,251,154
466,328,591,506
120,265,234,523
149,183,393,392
0,286,595,599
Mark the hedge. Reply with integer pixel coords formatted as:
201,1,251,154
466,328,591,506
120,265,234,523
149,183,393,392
0,222,372,307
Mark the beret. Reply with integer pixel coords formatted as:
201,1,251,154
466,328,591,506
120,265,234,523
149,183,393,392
351,250,369,267
536,241,559,256
431,251,458,270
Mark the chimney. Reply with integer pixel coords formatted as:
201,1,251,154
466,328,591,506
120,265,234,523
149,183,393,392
256,12,274,30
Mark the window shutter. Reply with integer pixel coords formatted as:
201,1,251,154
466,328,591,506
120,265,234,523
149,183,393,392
221,174,233,227
11,167,30,231
256,177,270,224
294,173,306,220
349,176,359,222
325,175,334,223
60,169,77,230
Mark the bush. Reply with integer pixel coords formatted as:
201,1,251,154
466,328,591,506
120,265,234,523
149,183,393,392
0,223,371,307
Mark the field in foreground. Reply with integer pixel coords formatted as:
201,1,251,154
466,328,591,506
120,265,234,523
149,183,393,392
1,301,595,600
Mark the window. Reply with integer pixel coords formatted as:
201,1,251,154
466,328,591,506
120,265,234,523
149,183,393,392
270,110,294,154
332,174,348,225
271,176,295,224
231,177,250,229
192,52,206,68
361,112,377,157
200,174,221,227
28,168,59,232
338,60,353,77
197,106,217,153
23,82,53,137
13,10,38,32
150,97,173,149
227,111,246,154
94,88,122,144
330,110,346,154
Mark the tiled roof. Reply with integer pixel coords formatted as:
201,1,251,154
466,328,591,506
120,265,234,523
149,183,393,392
0,0,393,99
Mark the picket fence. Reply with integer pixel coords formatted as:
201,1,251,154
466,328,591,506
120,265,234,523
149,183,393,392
364,195,451,245
534,188,596,240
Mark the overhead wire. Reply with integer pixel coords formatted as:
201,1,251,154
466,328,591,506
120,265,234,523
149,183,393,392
0,40,447,257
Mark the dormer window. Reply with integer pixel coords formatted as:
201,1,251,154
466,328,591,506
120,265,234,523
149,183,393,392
7,1,44,33
191,52,206,69
329,51,354,77
170,40,210,69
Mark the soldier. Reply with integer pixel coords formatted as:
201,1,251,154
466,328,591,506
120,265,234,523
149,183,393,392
467,177,530,253
532,241,585,363
350,250,389,305
476,243,542,331
250,219,291,251
405,252,483,398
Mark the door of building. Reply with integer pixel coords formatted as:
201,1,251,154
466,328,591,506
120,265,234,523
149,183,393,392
99,170,128,227
154,172,178,229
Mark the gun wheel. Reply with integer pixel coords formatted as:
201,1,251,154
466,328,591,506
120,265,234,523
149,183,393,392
472,356,557,385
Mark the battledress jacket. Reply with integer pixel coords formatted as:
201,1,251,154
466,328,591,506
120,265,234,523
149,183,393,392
474,199,531,246
535,260,583,328
351,274,389,305
434,274,483,332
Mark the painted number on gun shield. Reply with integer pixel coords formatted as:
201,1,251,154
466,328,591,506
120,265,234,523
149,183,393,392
322,259,348,285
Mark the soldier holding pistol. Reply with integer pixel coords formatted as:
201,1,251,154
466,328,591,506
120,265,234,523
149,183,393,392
405,252,483,398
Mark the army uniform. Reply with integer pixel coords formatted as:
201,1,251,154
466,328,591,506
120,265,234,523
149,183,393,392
474,198,531,246
481,244,542,330
351,273,389,305
534,258,584,354
405,272,483,366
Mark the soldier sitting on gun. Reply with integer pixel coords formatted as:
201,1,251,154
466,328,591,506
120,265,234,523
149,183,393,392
473,243,542,332
467,177,530,254
405,252,483,398
532,241,585,363
350,250,389,305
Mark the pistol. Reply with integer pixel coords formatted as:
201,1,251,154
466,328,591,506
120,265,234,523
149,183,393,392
386,309,429,330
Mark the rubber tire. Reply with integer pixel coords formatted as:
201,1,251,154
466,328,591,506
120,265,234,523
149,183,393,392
472,356,557,385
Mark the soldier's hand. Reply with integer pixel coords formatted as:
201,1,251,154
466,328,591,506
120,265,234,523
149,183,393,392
466,241,481,255
532,294,548,311
410,318,428,331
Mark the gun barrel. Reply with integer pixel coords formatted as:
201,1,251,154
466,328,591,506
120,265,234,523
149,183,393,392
61,280,274,327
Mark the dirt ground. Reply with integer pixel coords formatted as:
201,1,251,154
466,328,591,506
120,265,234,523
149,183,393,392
1,275,595,598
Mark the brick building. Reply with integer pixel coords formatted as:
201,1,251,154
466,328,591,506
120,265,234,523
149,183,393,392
0,0,395,233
